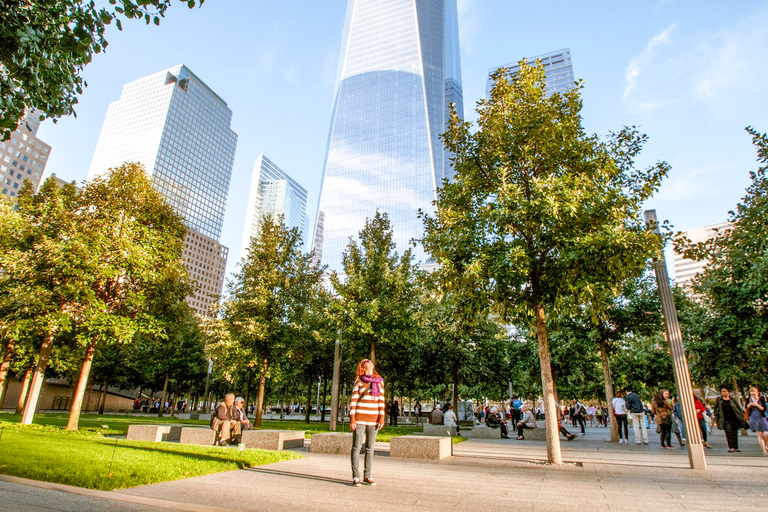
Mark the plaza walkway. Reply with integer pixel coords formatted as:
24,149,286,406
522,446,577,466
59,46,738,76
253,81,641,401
2,426,767,511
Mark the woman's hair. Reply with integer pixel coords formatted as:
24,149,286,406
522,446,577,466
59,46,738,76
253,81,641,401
355,359,381,380
749,386,760,394
654,390,668,407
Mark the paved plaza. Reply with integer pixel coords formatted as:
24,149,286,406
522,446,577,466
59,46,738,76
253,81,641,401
2,425,767,511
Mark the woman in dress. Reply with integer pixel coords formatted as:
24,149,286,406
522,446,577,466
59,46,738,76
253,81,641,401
349,359,385,486
745,386,768,455
714,386,746,453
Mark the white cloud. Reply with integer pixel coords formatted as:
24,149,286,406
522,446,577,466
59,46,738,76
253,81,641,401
623,25,676,110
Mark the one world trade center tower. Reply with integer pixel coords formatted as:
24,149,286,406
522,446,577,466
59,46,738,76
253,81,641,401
313,0,463,274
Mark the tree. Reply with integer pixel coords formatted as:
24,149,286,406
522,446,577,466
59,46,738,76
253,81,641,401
65,162,187,429
331,211,422,397
222,216,322,427
421,60,667,464
675,127,768,392
0,0,203,139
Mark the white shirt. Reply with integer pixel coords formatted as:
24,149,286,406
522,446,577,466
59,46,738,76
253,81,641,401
612,397,627,415
444,409,458,427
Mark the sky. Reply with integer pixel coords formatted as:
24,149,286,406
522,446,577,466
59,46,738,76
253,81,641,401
36,0,768,281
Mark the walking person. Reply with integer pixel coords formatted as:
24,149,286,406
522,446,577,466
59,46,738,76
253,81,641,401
745,386,768,456
414,400,422,424
625,388,648,445
572,399,586,434
714,386,746,453
693,393,712,449
612,391,629,443
349,359,385,486
652,390,674,449
670,395,685,447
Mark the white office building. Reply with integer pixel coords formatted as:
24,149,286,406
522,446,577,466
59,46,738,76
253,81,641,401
673,222,732,284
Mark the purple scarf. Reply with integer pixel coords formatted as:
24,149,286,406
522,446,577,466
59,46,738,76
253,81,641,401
359,374,383,397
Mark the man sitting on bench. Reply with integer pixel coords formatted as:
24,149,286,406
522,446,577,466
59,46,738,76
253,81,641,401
516,404,537,439
211,393,241,446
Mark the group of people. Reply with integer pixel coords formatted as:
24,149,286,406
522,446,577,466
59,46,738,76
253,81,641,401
210,393,252,446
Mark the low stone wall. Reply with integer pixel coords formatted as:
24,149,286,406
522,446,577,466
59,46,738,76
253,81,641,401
390,435,451,460
241,429,305,450
126,425,171,442
422,425,458,436
472,426,502,439
310,432,354,454
517,427,547,440
179,427,216,446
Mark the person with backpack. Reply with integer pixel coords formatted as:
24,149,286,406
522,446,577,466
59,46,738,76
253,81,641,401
349,359,385,487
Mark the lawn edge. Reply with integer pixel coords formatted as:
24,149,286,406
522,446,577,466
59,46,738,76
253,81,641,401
0,473,232,512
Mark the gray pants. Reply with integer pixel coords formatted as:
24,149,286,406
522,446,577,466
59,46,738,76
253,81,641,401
351,424,377,480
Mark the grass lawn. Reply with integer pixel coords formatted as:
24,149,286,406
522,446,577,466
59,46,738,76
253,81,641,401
0,421,300,490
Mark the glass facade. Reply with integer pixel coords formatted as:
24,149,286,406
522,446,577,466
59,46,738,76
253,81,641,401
314,0,463,274
241,154,310,261
487,48,575,97
88,65,237,316
0,110,50,198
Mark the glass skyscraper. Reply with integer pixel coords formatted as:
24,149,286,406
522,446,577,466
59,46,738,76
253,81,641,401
487,48,575,97
88,65,237,316
314,0,463,274
241,154,309,261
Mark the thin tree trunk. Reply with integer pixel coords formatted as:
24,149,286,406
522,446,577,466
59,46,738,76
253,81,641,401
16,367,33,414
255,358,267,428
370,341,375,365
243,371,253,418
158,373,169,418
98,381,109,415
279,390,285,420
170,392,176,417
321,375,328,422
534,303,563,465
0,339,14,408
599,339,619,442
452,362,459,410
21,332,55,424
305,377,312,423
66,343,96,430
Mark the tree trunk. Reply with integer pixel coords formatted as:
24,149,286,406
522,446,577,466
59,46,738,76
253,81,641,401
98,381,109,415
158,373,170,418
16,367,33,414
169,392,176,417
0,339,14,408
452,361,459,410
370,341,375,365
305,377,312,423
255,358,267,428
731,376,743,406
21,332,55,424
279,390,285,420
244,371,253,418
321,375,328,422
599,339,619,442
66,343,96,430
534,303,563,465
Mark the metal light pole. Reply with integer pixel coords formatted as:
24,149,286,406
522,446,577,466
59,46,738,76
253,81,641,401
329,336,341,430
202,358,213,412
645,210,707,470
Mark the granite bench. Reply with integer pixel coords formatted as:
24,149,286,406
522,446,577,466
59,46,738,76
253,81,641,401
390,435,451,460
310,432,355,454
422,425,459,436
516,427,547,440
472,426,502,439
241,429,305,450
126,424,171,442
179,427,216,446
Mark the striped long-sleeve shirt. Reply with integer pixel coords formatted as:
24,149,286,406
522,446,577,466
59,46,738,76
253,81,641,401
349,379,385,426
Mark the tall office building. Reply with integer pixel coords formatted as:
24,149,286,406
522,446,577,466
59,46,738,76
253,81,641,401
88,65,237,316
674,222,732,284
0,110,51,197
240,154,309,262
487,48,575,97
313,0,463,274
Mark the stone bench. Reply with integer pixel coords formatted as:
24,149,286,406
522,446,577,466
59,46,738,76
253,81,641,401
310,432,354,454
126,424,171,442
516,427,547,441
390,435,451,460
472,426,502,439
241,429,305,450
422,425,458,436
179,427,216,446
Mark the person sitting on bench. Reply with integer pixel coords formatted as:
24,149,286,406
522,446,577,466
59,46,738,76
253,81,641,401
516,405,537,439
486,405,509,438
211,393,241,445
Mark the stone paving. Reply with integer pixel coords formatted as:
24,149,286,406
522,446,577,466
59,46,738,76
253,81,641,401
2,425,767,511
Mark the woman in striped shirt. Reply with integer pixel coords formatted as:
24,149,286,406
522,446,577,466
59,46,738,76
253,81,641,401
349,358,385,487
